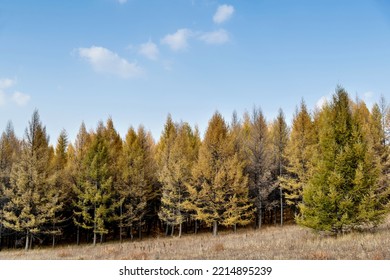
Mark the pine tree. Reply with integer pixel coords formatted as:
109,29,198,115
49,129,69,247
2,110,59,250
281,100,315,215
270,109,289,225
298,88,388,233
0,122,20,250
73,122,114,246
70,122,91,245
158,121,199,237
246,108,274,228
189,112,251,236
119,126,156,241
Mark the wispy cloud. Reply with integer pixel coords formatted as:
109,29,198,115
161,29,192,51
0,78,16,90
213,4,234,24
12,91,31,106
316,96,329,109
117,0,127,4
78,46,144,79
199,29,229,45
0,78,31,107
139,40,159,60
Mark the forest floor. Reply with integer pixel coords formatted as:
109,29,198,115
1,220,390,260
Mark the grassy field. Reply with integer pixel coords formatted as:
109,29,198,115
1,221,390,260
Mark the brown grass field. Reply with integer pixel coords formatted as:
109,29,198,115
1,220,390,260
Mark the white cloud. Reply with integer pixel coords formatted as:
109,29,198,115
0,78,16,90
363,91,374,100
78,46,144,79
139,40,159,60
117,0,127,4
213,4,234,24
161,29,192,51
0,92,6,106
316,96,329,109
199,29,229,44
0,78,31,107
12,91,30,107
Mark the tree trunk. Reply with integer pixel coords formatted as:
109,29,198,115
195,220,198,234
213,221,218,236
138,220,142,240
258,197,262,229
234,224,237,233
100,233,103,244
25,230,29,251
171,225,175,237
0,216,3,251
52,223,56,248
29,233,33,250
93,202,97,246
280,185,283,226
179,223,182,238
165,223,169,236
130,226,134,241
119,204,123,243
76,225,80,246
93,232,97,246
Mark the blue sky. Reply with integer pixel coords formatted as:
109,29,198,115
1,0,389,143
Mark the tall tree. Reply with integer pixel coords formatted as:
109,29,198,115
189,112,251,236
158,122,199,237
270,109,289,225
118,126,156,241
298,88,388,233
48,129,69,247
0,122,20,250
281,101,315,215
246,108,274,228
73,122,114,246
2,110,58,250
70,122,91,245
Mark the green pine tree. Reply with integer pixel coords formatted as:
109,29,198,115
298,87,388,233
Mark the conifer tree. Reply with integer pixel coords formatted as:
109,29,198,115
281,101,315,214
48,129,69,247
270,109,289,225
189,112,251,236
119,126,156,241
2,110,59,250
70,122,91,245
73,123,114,246
0,122,20,250
246,108,274,228
298,88,388,233
158,122,199,237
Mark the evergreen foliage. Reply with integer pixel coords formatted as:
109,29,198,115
297,88,389,233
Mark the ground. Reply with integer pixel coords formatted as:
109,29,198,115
1,220,390,260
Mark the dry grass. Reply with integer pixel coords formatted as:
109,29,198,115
1,220,390,260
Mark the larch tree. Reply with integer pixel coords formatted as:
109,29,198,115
73,122,114,246
102,118,123,241
270,109,289,225
2,110,59,250
48,129,69,247
158,122,199,237
70,122,91,245
298,87,388,233
246,108,274,229
119,126,156,241
281,100,316,215
189,112,251,236
0,122,20,250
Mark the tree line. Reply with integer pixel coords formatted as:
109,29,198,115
0,87,389,250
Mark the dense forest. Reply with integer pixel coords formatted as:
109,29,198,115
0,87,389,251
